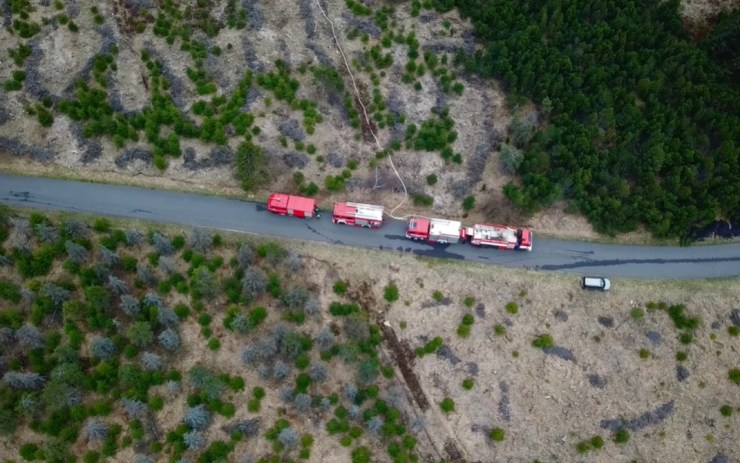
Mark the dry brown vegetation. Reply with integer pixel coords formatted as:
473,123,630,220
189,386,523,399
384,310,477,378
0,209,738,462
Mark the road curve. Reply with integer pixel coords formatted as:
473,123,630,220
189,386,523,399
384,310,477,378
2,173,739,280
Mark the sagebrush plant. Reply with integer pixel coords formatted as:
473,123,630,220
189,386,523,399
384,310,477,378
532,334,554,349
490,427,505,442
614,428,630,443
384,283,399,303
440,397,455,413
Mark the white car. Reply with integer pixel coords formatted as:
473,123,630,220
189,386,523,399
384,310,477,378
581,276,611,291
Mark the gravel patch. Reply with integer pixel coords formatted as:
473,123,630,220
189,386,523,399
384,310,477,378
0,137,55,162
298,0,317,39
66,0,80,18
341,13,381,38
597,316,614,328
242,0,264,30
419,12,437,23
156,59,187,109
587,373,606,389
278,119,306,142
0,103,10,126
282,152,309,169
80,140,103,164
421,297,453,308
241,36,265,72
553,310,568,322
474,303,485,318
115,147,153,168
435,344,461,366
243,86,261,111
461,29,477,54
542,346,577,363
327,152,344,168
645,330,662,346
676,365,690,382
600,400,675,431
277,38,291,67
23,38,51,102
307,41,332,66
183,146,234,170
2,1,11,27
498,381,511,421
730,309,740,327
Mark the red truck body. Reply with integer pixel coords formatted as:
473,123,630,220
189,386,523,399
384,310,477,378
267,193,317,218
406,217,465,244
332,202,384,228
465,223,533,251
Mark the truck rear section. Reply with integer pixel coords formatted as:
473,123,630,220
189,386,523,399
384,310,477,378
267,193,317,219
332,202,384,228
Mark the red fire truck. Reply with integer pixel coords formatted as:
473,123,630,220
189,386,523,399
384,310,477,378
464,223,533,251
266,193,318,218
406,217,465,244
332,202,384,228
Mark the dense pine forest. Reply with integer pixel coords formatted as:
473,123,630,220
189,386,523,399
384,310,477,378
439,0,740,239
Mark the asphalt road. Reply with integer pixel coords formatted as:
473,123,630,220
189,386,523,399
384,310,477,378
2,173,739,280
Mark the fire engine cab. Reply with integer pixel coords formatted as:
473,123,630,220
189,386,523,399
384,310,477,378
267,193,318,219
332,202,384,228
465,223,533,251
406,217,465,244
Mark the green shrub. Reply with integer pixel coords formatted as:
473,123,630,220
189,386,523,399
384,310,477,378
666,304,700,330
630,307,645,321
415,336,444,358
333,280,348,295
432,290,443,301
426,173,438,185
456,324,471,338
729,368,740,385
576,441,591,453
728,326,739,337
384,283,399,303
532,334,554,349
439,397,455,413
329,302,359,316
639,348,650,359
720,405,733,417
463,296,475,308
462,378,474,390
490,427,505,442
462,195,475,211
676,351,688,361
324,175,346,192
19,443,40,461
590,435,604,449
614,428,630,443
505,301,518,314
0,278,22,303
412,193,433,207
494,324,507,336
462,313,475,326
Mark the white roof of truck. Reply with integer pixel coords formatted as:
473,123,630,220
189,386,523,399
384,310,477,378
470,224,518,244
345,202,384,221
429,218,462,237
